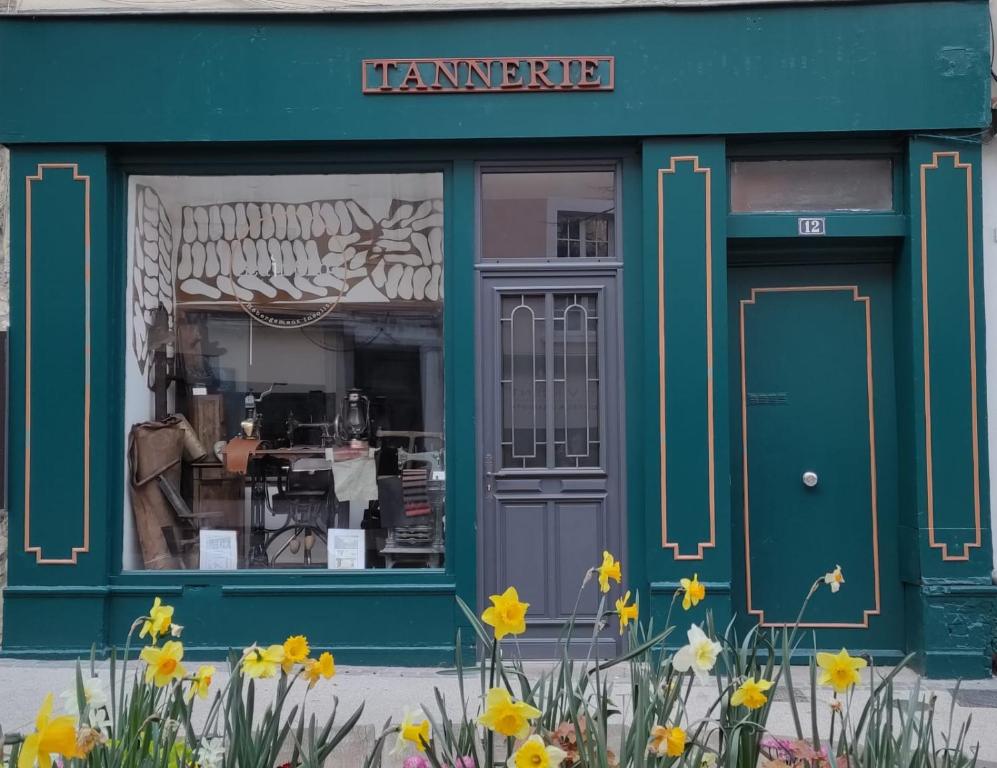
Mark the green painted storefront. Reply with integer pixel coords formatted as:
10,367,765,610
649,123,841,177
0,0,995,677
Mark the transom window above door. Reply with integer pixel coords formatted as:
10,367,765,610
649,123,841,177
480,169,617,261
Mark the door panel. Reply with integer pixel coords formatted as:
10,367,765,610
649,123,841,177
480,273,623,657
729,262,903,654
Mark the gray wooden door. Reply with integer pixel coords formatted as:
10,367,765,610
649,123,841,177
478,269,624,658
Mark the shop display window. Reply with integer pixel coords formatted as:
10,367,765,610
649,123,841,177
124,172,445,571
729,158,894,213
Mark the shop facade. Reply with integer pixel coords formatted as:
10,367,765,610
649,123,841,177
0,0,994,677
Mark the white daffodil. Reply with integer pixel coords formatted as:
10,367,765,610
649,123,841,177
824,565,845,593
196,738,225,768
59,675,108,724
672,624,722,678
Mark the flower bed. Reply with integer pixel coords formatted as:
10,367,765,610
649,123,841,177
0,557,979,768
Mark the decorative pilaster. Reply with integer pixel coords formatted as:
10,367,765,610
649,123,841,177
903,137,996,678
641,138,730,628
2,147,110,654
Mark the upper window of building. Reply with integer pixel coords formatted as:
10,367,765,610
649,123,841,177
125,172,445,572
480,170,616,260
729,158,893,213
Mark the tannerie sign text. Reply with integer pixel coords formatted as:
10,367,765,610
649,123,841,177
362,56,615,94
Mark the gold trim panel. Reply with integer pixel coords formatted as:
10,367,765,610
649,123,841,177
23,163,92,565
658,155,716,560
740,286,882,628
919,151,982,562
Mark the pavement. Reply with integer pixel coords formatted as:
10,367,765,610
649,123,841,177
1,660,996,766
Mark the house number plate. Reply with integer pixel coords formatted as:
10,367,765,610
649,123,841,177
798,217,826,236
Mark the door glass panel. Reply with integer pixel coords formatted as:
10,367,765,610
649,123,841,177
501,294,547,468
729,158,893,213
553,293,600,468
481,170,616,260
499,290,601,470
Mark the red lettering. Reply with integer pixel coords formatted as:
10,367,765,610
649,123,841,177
577,58,602,88
370,60,395,91
500,59,524,89
528,59,555,89
559,58,574,88
432,60,460,90
464,59,494,89
399,61,428,91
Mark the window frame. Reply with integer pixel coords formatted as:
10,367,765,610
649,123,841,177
112,154,456,581
477,161,622,264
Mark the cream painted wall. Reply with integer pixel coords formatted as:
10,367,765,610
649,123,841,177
2,0,852,13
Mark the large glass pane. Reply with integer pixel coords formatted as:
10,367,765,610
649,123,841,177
553,293,600,468
481,170,616,260
125,172,445,571
500,294,547,469
729,158,893,213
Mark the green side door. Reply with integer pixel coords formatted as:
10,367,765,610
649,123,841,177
728,259,903,658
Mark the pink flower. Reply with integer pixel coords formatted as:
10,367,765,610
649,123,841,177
453,759,475,768
403,757,430,768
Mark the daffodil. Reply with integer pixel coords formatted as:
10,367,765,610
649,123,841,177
817,648,867,693
59,675,107,720
196,738,225,768
478,687,542,739
17,694,82,768
481,587,529,640
597,551,622,593
730,676,773,710
679,574,706,610
511,735,568,768
189,665,215,700
282,635,310,672
391,709,431,754
139,641,186,687
139,597,174,642
824,565,845,593
304,652,336,688
648,725,687,758
241,644,286,679
672,624,721,678
615,591,639,634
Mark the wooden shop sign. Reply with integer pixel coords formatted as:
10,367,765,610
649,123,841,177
361,56,615,94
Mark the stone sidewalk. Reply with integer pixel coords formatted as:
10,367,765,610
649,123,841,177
1,660,996,766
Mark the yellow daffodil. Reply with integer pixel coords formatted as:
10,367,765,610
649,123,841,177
139,597,174,642
241,644,286,679
824,565,845,593
730,676,774,710
511,735,568,768
615,591,639,634
189,665,215,700
282,635,310,672
17,694,82,768
672,624,721,679
648,725,687,758
304,652,336,688
139,641,186,687
391,709,431,754
597,551,622,593
478,687,542,739
817,648,867,693
679,574,706,610
481,586,529,640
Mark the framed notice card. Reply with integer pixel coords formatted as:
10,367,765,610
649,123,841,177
199,529,238,570
327,528,365,570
